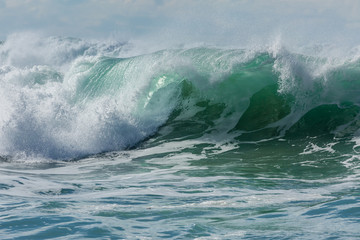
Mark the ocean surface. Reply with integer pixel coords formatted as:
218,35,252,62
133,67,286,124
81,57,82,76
0,34,360,239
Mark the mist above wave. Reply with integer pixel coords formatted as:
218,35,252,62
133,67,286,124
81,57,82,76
1,32,360,160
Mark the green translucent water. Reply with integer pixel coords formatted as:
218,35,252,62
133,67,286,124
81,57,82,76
1,40,360,239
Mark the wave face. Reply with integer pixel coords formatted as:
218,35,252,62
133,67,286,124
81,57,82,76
1,33,360,159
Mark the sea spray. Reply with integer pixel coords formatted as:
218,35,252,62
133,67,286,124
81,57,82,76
1,33,360,159
0,32,360,239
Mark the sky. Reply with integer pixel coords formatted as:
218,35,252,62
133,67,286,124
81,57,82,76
1,0,360,47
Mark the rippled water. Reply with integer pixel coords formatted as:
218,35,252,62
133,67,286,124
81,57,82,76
1,34,360,239
1,139,359,239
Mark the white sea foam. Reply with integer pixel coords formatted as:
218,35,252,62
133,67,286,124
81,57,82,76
1,32,360,160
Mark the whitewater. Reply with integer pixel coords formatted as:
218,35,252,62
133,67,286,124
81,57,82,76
0,32,360,239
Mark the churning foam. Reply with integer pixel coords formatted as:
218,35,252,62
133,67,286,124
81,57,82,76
1,32,360,159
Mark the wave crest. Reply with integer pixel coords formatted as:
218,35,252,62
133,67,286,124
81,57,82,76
1,33,360,159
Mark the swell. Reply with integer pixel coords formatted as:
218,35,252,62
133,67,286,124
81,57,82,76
147,50,360,145
1,34,360,159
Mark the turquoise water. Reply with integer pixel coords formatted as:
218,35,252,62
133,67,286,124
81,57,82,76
0,35,360,239
1,140,360,239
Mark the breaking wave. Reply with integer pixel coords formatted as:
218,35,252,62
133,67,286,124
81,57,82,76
1,33,360,159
